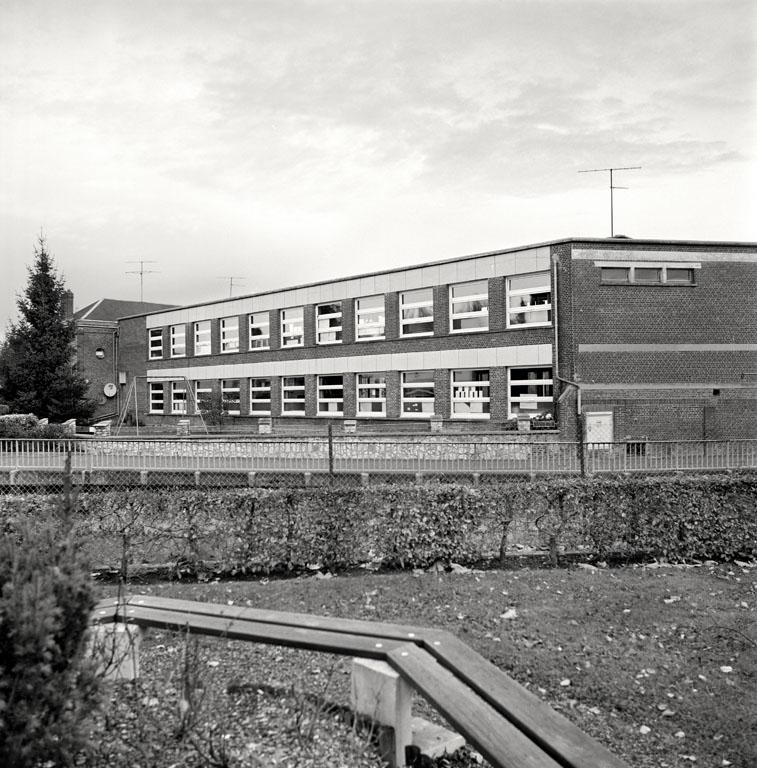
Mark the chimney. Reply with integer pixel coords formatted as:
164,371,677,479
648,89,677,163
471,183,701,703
62,289,74,320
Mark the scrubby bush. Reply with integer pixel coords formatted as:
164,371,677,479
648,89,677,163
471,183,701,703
0,412,72,439
0,481,99,766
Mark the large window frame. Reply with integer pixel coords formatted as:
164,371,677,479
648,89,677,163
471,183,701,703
221,379,241,416
508,367,554,420
600,264,697,286
220,316,239,354
281,376,305,415
317,375,344,416
170,324,186,358
149,382,164,414
451,369,490,419
249,378,271,416
449,280,489,333
171,381,187,414
401,370,435,417
248,312,270,350
355,295,385,341
194,380,212,415
400,288,434,337
316,302,343,345
148,328,163,360
507,272,552,328
281,307,304,348
194,321,211,356
356,374,386,417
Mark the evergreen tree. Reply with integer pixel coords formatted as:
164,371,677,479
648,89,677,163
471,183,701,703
0,238,95,421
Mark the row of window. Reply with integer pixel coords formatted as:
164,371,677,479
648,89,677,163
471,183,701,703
148,274,552,359
600,265,696,285
149,367,554,420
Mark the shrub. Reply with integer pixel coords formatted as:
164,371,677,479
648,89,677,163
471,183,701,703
0,480,99,766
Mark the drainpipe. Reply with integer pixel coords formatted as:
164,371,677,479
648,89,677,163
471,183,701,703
557,376,585,476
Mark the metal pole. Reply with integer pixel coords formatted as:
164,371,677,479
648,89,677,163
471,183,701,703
609,168,614,237
328,424,334,476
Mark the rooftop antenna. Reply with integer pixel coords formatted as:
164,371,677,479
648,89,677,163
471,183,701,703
126,260,159,302
217,276,246,297
578,166,641,236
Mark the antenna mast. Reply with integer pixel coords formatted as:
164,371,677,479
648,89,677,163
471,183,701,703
126,260,159,302
217,276,246,297
578,166,641,236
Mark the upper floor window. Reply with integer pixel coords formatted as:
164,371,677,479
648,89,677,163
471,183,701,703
194,321,211,356
170,324,186,357
356,374,386,417
401,370,435,417
249,378,271,415
249,312,270,350
600,265,696,286
316,302,343,344
355,295,385,341
148,328,163,360
281,307,304,348
220,317,239,353
400,288,434,337
450,280,488,333
507,272,552,327
509,367,553,420
451,369,490,419
317,375,343,416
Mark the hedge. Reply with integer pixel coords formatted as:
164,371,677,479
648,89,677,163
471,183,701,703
1,474,755,577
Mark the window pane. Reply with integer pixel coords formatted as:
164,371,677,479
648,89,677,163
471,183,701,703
601,267,630,283
635,267,662,283
666,268,694,284
509,273,550,292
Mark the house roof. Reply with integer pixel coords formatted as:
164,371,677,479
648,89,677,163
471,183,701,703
74,298,177,322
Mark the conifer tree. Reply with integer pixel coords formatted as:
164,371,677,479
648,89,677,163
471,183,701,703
0,238,95,421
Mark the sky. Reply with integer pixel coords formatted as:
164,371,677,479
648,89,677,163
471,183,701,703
1,0,755,332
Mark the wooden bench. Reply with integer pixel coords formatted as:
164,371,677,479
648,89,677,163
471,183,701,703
92,595,630,768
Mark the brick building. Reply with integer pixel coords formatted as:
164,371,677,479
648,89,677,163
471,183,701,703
111,237,757,440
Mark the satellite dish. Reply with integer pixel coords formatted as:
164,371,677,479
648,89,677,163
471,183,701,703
103,382,117,398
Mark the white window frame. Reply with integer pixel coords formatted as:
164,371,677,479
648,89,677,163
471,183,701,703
281,307,304,348
194,380,212,415
401,370,435,418
194,321,211,356
508,367,554,420
317,375,344,416
248,312,270,350
221,379,241,416
400,288,434,338
148,328,163,360
171,381,187,414
249,378,271,416
451,369,490,420
281,376,305,415
355,295,385,341
149,382,164,414
356,373,386,417
170,324,186,358
220,316,239,354
507,271,552,328
316,302,343,345
449,280,489,333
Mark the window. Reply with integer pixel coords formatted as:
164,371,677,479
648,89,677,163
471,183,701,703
249,378,271,415
194,380,212,414
451,369,490,419
149,382,164,413
400,288,434,337
281,307,304,347
316,302,342,344
248,312,270,350
220,317,239,353
282,376,305,415
95,348,105,359
356,374,386,417
194,321,211,356
317,375,343,415
509,367,554,419
450,280,488,332
171,381,187,414
601,265,697,286
170,324,186,357
355,295,385,341
148,329,163,359
221,379,241,416
401,370,435,417
507,272,552,327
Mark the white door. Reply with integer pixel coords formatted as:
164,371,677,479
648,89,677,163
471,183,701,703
585,411,614,449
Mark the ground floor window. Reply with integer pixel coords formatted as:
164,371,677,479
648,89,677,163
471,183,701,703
149,382,164,414
282,376,305,415
508,367,553,419
249,378,271,415
194,380,212,414
401,370,435,417
451,369,490,418
221,379,241,416
317,375,343,415
171,381,187,414
356,373,386,416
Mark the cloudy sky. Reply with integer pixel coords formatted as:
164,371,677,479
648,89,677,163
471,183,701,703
1,0,755,330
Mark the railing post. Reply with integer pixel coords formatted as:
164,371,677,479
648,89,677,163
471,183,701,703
328,425,334,477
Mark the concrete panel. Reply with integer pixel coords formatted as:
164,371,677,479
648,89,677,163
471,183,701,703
475,256,496,279
514,250,538,273
404,269,424,290
421,266,440,286
359,276,376,295
437,262,457,285
455,260,477,282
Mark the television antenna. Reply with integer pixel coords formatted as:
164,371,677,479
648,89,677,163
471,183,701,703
217,276,246,297
578,166,641,237
126,260,159,302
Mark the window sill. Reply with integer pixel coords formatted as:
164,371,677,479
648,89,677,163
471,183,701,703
355,336,386,342
400,332,434,339
249,346,271,352
506,322,552,330
316,341,343,346
449,327,489,334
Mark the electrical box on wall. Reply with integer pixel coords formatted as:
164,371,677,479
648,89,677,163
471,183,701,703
118,371,127,385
